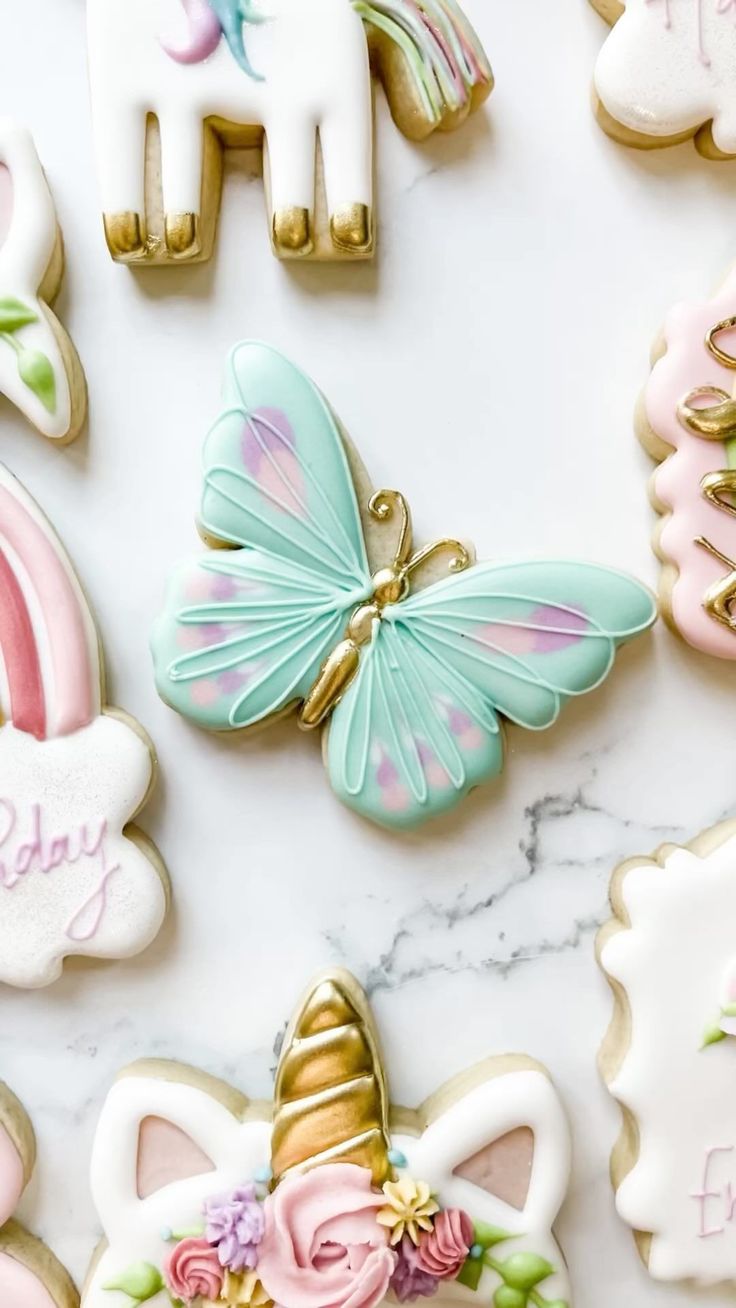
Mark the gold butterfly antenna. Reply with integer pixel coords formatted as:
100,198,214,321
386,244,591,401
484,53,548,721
270,970,391,1186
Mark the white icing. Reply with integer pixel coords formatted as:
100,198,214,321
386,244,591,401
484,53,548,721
82,1065,572,1308
601,832,736,1285
86,0,373,221
0,119,75,440
0,717,167,988
594,0,736,154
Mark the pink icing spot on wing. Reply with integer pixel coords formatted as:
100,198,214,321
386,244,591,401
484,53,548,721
530,604,589,652
373,743,411,812
191,681,219,707
417,739,452,790
0,165,13,251
241,408,307,518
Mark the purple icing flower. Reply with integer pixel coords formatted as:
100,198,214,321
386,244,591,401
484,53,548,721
389,1236,441,1303
204,1184,265,1272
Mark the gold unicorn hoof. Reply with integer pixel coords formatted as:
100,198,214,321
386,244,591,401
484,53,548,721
330,204,373,254
165,212,202,261
104,212,147,262
272,207,313,256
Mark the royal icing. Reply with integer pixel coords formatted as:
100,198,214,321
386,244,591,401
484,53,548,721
151,341,656,832
86,0,492,264
594,0,736,153
0,466,168,988
82,971,573,1308
0,120,84,441
643,266,736,657
600,826,736,1285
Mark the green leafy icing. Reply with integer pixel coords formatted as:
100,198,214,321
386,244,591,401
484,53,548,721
458,1222,568,1308
102,1261,164,1306
0,297,57,414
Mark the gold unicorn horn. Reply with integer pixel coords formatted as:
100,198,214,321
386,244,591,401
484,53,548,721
270,970,391,1185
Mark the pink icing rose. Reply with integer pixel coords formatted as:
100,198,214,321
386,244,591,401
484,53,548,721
164,1237,224,1304
258,1163,398,1308
416,1210,473,1279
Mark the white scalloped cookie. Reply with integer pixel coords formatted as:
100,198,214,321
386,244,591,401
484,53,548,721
0,120,86,441
591,0,736,158
599,820,736,1286
0,465,169,987
83,970,573,1308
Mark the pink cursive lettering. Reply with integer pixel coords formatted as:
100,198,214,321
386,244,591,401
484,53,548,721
692,1146,735,1236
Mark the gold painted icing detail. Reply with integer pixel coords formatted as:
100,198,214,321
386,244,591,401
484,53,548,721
272,207,313,256
103,211,146,262
330,204,373,253
271,971,391,1185
165,212,202,260
696,538,736,630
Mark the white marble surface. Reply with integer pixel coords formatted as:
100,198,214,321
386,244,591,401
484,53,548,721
1,1,735,1306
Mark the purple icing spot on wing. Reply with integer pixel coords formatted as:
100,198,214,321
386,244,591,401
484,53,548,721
218,668,250,693
241,408,296,473
211,573,239,601
531,604,589,652
241,408,306,517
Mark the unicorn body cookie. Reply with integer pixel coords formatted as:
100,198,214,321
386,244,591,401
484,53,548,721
151,341,655,832
0,120,85,441
86,0,491,265
82,970,573,1308
0,466,169,987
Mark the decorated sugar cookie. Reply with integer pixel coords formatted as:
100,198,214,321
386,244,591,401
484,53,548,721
638,265,736,657
597,821,736,1285
86,0,492,266
82,969,573,1308
0,465,169,987
591,0,736,156
0,120,86,442
151,341,656,832
0,1077,79,1307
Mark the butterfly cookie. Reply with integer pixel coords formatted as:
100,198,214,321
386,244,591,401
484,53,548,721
82,969,573,1308
0,1077,78,1307
0,120,86,441
151,342,656,831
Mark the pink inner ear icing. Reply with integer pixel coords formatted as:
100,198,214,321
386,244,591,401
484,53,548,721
0,165,13,251
453,1126,534,1212
137,1115,215,1200
0,1122,24,1227
0,1251,58,1308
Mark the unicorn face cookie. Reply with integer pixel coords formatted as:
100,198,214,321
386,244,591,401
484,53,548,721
599,820,736,1285
82,969,573,1308
638,266,736,657
151,340,655,832
86,0,492,265
0,1077,78,1307
0,120,86,441
0,466,169,987
591,0,736,157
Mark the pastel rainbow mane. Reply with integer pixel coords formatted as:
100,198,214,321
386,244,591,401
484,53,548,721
0,467,100,741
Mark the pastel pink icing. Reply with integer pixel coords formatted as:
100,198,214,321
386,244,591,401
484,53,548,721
645,266,736,658
258,1164,397,1308
164,1236,223,1303
0,165,12,251
0,1251,58,1308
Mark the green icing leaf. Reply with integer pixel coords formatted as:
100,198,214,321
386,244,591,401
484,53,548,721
102,1261,164,1302
493,1287,527,1308
543,1301,570,1308
498,1253,555,1292
457,1257,484,1292
16,346,56,413
475,1220,514,1248
721,1002,736,1017
702,1022,727,1049
0,297,38,332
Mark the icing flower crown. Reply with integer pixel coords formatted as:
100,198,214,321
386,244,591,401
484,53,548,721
98,972,571,1308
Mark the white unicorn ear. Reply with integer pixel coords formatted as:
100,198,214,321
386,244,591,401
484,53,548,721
136,1115,215,1200
397,1061,571,1234
0,119,57,287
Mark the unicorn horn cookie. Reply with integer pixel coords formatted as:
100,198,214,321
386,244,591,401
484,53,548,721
151,341,656,832
0,466,169,987
82,969,574,1308
0,120,86,442
0,1077,78,1307
86,0,492,266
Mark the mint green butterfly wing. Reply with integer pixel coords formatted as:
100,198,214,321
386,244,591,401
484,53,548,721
325,561,655,829
151,343,372,730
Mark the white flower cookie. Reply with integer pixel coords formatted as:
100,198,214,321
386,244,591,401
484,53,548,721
0,465,169,988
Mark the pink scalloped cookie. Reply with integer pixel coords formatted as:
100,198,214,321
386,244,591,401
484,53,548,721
0,465,169,987
0,1078,78,1307
638,264,736,658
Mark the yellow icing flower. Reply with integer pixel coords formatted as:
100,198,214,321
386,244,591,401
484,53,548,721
377,1177,439,1245
220,1269,273,1307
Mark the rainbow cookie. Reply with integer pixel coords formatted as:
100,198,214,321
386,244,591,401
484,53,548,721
151,341,656,832
0,120,86,442
0,466,169,988
599,820,736,1286
637,265,736,657
0,1076,78,1308
82,969,573,1308
86,0,492,266
591,0,736,157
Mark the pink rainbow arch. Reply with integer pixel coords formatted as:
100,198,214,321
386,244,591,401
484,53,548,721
0,467,100,739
